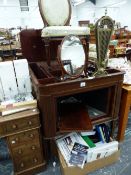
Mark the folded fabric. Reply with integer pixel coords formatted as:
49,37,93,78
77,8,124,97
108,57,131,85
89,44,96,52
89,51,97,59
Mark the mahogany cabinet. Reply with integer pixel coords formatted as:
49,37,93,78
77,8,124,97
20,29,124,139
30,67,124,138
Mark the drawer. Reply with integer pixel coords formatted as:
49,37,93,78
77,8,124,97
5,114,40,135
8,129,40,148
14,153,43,172
13,141,42,159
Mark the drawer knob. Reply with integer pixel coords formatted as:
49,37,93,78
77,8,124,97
33,45,36,48
28,121,32,125
20,162,24,168
11,140,16,144
31,145,36,150
15,138,19,141
18,149,22,154
29,134,34,138
34,158,38,163
12,124,17,129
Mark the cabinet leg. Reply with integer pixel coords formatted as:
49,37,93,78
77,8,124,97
117,91,130,142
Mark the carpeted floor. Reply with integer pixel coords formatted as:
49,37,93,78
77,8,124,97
0,139,13,175
0,111,131,175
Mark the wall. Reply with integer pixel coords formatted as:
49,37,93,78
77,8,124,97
0,0,43,30
74,0,131,30
96,0,131,30
0,0,131,30
74,1,96,25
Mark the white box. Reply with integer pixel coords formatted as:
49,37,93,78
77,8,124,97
0,61,18,99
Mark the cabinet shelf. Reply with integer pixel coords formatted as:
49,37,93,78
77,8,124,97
58,103,93,132
57,86,114,134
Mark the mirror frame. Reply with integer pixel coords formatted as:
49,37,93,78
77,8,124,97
57,35,88,79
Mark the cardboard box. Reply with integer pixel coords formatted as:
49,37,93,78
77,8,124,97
59,150,120,175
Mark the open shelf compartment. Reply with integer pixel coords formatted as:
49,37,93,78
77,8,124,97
57,86,114,133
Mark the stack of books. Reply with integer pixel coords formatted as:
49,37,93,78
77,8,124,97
56,124,119,169
56,132,89,168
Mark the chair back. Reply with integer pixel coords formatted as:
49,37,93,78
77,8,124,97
39,0,71,26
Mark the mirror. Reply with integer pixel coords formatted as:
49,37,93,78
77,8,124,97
59,35,86,78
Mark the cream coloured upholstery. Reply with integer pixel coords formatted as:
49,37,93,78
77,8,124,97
39,0,90,37
40,0,70,26
42,26,90,37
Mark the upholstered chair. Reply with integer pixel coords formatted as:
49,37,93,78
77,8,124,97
38,0,90,65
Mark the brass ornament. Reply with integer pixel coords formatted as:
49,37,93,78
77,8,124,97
94,16,114,76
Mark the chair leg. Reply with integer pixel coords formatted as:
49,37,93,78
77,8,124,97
43,38,51,66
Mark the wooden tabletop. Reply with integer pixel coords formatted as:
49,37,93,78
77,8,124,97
118,84,131,141
122,84,131,91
